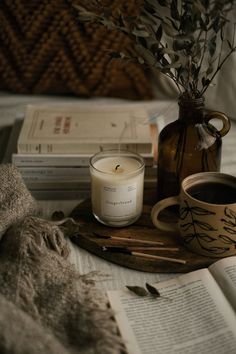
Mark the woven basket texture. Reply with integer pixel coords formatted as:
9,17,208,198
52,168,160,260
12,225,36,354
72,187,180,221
0,0,152,99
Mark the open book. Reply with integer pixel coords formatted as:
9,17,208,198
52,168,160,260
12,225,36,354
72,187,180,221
107,256,236,354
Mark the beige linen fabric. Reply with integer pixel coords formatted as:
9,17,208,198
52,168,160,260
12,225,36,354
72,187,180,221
0,164,122,354
0,164,37,239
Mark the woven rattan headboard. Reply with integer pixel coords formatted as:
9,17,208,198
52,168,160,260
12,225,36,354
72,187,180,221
0,0,152,99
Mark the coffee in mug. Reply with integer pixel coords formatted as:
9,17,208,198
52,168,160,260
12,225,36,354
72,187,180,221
151,172,236,257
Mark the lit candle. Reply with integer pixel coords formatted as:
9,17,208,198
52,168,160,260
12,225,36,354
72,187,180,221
90,150,145,227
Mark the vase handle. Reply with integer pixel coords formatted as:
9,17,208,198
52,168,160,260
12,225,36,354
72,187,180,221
204,111,231,137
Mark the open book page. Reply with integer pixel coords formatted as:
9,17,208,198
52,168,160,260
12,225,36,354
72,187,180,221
107,269,236,354
209,256,236,312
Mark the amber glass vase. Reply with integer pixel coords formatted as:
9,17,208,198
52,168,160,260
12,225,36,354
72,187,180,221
157,96,231,201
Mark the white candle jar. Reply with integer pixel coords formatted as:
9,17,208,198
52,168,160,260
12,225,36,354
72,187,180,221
90,150,145,227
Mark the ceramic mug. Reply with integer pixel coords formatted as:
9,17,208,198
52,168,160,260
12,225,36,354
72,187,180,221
151,172,236,257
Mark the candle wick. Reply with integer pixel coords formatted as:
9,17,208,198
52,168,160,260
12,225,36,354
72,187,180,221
115,164,120,171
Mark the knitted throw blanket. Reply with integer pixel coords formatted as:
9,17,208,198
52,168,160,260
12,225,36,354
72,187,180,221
0,165,122,354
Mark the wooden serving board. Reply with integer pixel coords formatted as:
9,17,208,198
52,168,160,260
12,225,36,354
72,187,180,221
69,200,219,273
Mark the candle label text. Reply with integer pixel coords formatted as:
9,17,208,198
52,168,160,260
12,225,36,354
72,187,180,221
102,184,137,218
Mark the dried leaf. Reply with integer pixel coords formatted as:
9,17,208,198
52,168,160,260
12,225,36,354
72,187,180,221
126,286,148,297
146,283,161,297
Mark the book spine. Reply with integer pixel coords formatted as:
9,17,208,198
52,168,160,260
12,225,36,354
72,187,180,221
19,166,155,179
24,177,155,190
17,142,152,155
31,189,90,200
24,179,90,190
12,154,154,167
19,166,90,179
12,154,91,167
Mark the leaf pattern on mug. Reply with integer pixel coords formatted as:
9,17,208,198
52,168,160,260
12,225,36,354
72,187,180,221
219,234,236,248
180,200,222,254
221,207,236,237
188,207,216,216
193,220,217,231
223,227,236,235
180,201,215,220
224,207,236,220
180,222,194,231
201,246,230,254
197,233,216,242
182,234,195,244
221,219,236,228
182,233,215,244
179,206,191,220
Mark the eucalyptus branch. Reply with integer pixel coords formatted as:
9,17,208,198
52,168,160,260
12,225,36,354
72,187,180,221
165,71,183,93
200,45,236,96
76,0,236,99
233,23,236,46
197,30,208,88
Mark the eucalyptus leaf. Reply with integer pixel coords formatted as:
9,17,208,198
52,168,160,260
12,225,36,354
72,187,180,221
173,38,193,51
138,56,145,64
208,36,217,57
170,0,180,21
199,15,208,31
140,14,158,27
194,1,206,14
146,0,161,12
162,21,179,37
132,28,150,37
135,44,158,66
156,24,163,42
227,39,233,50
158,0,168,6
206,63,214,75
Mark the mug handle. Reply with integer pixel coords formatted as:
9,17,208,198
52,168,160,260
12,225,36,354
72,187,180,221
151,196,180,232
204,111,231,137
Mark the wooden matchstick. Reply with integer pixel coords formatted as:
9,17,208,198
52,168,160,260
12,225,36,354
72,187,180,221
102,246,186,264
132,252,186,265
93,232,164,245
126,246,179,252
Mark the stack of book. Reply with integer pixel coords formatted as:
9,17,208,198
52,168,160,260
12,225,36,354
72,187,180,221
4,104,158,200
